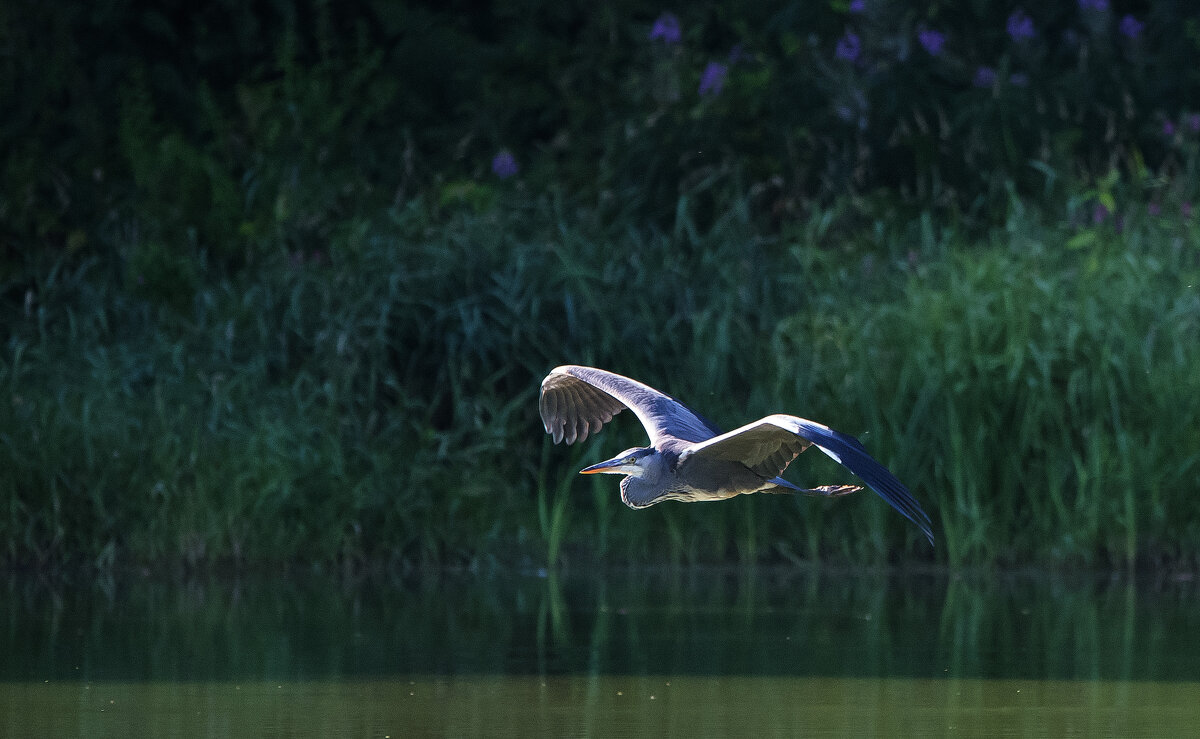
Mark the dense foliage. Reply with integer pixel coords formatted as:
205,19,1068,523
1,2,1198,571
4,1,1198,251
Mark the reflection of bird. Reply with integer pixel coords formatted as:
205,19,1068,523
539,365,933,545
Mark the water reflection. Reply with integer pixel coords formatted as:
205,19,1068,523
3,567,1198,683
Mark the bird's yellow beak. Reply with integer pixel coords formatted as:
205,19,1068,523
579,458,627,475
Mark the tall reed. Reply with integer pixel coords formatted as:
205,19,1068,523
2,197,1197,571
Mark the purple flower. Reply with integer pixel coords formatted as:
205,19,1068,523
1163,120,1176,137
649,13,682,45
849,0,866,12
491,150,518,179
1078,0,1108,11
835,32,862,62
918,29,946,56
1092,203,1109,224
1188,114,1200,133
973,66,997,88
698,61,728,96
1183,202,1194,219
1118,15,1144,39
1010,72,1030,87
1007,10,1035,42
1148,203,1161,216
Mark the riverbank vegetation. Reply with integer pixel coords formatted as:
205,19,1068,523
2,2,1198,572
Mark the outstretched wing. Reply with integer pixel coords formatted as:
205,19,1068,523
681,414,934,545
539,365,721,446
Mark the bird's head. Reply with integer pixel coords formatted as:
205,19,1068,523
579,447,656,478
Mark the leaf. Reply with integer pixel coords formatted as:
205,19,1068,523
1066,230,1096,250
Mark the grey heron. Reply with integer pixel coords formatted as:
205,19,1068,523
539,365,933,545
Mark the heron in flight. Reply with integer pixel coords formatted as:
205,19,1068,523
539,365,933,545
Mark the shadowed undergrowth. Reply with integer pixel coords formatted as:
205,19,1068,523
1,197,1198,572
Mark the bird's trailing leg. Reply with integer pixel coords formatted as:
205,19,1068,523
797,484,862,497
762,482,862,497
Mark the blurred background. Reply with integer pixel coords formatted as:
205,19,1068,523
2,0,1198,574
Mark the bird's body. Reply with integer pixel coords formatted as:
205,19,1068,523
616,448,757,507
539,365,933,544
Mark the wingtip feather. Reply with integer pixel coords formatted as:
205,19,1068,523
792,416,934,546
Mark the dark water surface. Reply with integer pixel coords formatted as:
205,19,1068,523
3,567,1199,736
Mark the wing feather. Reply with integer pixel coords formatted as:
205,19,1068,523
539,365,720,447
564,383,586,443
542,385,561,442
683,414,934,545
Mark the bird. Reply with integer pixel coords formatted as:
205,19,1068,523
539,365,933,545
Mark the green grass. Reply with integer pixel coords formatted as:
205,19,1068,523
1,195,1198,572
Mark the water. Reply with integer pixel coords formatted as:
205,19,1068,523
3,568,1199,736
9,676,1199,736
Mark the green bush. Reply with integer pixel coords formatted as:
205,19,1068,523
4,2,1200,262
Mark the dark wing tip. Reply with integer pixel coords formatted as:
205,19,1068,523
845,454,933,546
794,419,934,546
866,471,934,546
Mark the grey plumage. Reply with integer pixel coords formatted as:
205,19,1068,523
539,365,934,545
